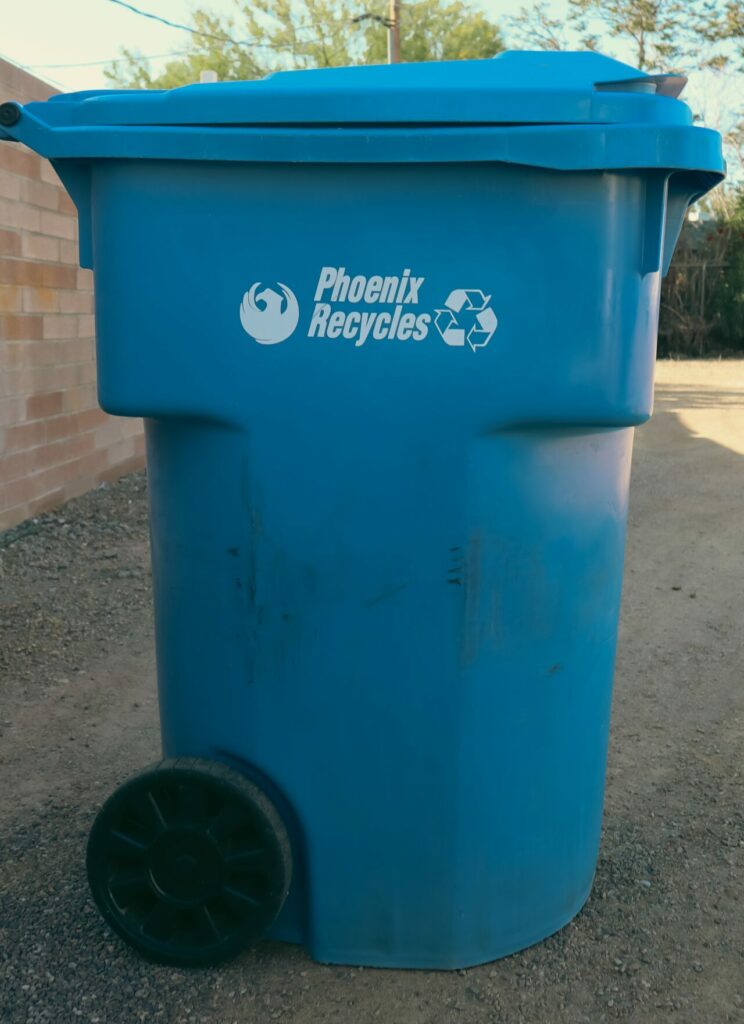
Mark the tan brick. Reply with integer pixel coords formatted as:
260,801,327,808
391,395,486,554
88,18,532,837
23,463,73,498
42,314,77,339
46,412,80,441
27,489,66,519
39,161,62,187
26,390,64,419
0,173,22,201
52,365,81,390
0,197,41,233
58,192,77,217
4,365,63,395
0,367,25,396
3,340,50,369
0,228,21,256
49,338,77,365
20,177,59,211
0,284,21,313
0,146,40,180
33,432,95,470
59,240,80,265
94,419,124,449
0,313,43,340
39,210,76,241
0,502,32,532
22,287,59,314
62,338,94,364
0,65,54,104
103,451,145,480
44,264,77,289
78,407,108,432
0,476,35,513
5,418,47,452
0,395,24,426
76,268,93,290
0,258,76,289
62,383,96,413
74,449,109,478
59,289,93,314
21,233,59,262
2,448,34,482
0,342,25,368
77,313,95,337
121,417,143,438
106,437,136,466
63,474,96,502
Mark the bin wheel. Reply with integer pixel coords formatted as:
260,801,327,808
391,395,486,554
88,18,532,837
86,758,292,966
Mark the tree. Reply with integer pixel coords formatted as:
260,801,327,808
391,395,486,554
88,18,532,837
364,0,505,64
569,0,692,71
509,0,742,73
105,0,504,89
508,2,572,52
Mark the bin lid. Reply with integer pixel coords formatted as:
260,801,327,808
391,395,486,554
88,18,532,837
0,50,725,183
18,51,695,128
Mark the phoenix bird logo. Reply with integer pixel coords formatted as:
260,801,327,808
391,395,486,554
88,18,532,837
240,283,299,345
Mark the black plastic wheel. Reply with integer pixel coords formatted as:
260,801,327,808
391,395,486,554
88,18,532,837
86,758,292,966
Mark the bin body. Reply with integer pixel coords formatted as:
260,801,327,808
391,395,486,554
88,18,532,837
2,52,723,967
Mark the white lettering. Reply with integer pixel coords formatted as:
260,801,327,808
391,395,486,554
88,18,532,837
397,312,416,340
314,267,336,302
326,310,346,338
308,302,331,336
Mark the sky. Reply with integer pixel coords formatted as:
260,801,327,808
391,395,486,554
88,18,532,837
4,0,555,92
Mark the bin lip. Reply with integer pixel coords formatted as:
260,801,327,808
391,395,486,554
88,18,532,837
0,120,726,183
0,51,705,131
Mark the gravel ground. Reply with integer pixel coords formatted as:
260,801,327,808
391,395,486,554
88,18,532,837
0,361,742,1024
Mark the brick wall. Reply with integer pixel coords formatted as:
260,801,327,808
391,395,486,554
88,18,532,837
0,58,144,532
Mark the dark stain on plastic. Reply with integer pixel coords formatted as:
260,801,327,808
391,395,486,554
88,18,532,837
365,582,410,607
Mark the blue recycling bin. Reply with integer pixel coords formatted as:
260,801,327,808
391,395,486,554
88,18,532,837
1,51,723,969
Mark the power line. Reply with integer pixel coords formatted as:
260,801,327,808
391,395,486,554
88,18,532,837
104,0,238,43
0,49,65,89
104,0,351,48
29,53,188,69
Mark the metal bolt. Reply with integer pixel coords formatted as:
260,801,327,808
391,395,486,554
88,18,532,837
0,103,21,128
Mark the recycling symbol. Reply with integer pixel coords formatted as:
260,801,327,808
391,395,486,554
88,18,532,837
434,289,498,351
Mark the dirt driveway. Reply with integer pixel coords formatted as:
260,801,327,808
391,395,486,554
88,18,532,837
1,360,742,1024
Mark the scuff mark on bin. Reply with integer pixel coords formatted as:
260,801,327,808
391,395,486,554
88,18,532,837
365,582,410,607
448,546,465,587
460,534,482,666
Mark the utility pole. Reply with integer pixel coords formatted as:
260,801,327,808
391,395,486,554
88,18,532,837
388,0,401,63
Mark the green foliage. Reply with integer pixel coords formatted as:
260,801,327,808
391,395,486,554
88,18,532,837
659,191,744,356
364,0,505,64
105,0,504,88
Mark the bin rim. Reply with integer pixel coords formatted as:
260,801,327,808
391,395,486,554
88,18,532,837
0,120,726,182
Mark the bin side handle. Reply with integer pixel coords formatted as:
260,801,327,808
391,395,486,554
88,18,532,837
662,170,723,276
642,170,722,277
51,160,93,270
